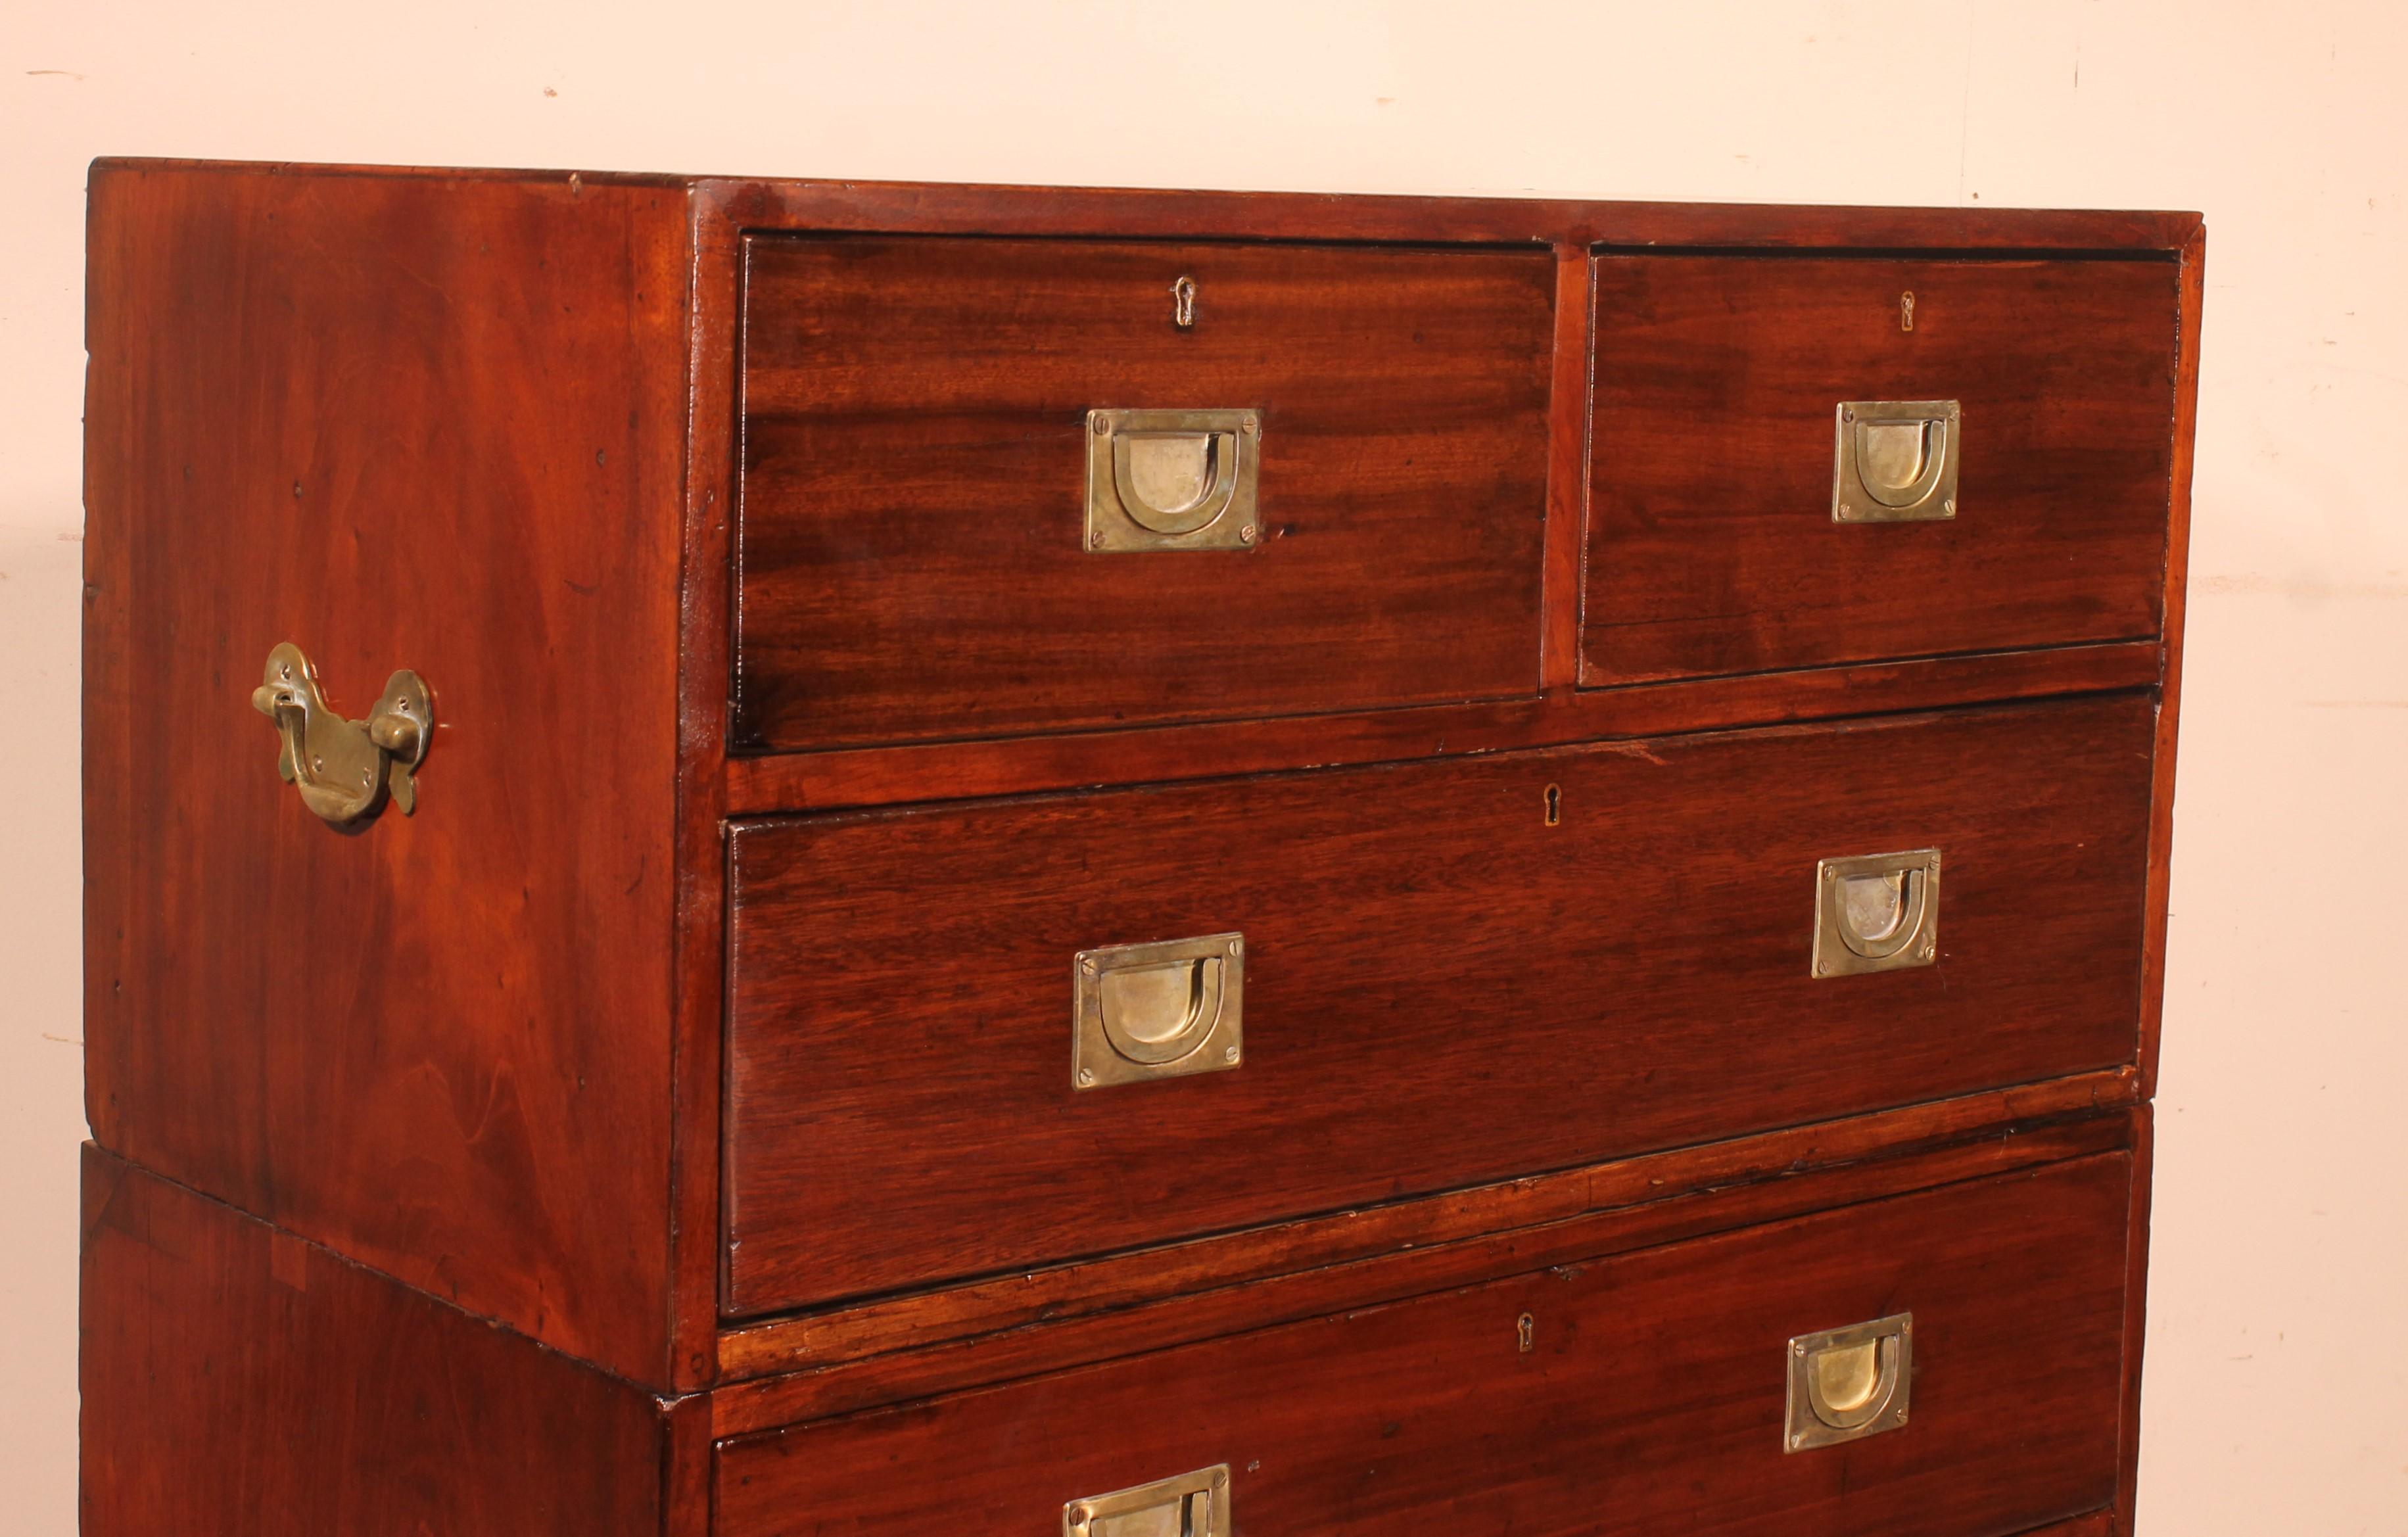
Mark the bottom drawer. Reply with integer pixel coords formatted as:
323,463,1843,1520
717,1153,2133,1536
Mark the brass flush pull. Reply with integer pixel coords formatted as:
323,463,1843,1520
1066,1464,1230,1537
1787,1313,1912,1452
1833,400,1959,523
1085,408,1261,552
1074,933,1244,1090
250,642,431,825
1812,849,1940,978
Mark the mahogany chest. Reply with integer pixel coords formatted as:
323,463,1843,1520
78,159,2201,1537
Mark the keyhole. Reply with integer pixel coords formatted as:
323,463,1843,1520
1544,784,1562,826
1899,291,1916,331
1171,274,1197,329
1517,1312,1535,1352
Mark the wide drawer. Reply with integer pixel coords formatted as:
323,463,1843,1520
1584,254,2180,685
735,235,1556,751
723,694,2153,1315
716,1154,2131,1536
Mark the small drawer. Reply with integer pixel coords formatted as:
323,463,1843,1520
716,1154,2132,1537
735,235,1556,751
722,694,2152,1315
1584,254,2180,685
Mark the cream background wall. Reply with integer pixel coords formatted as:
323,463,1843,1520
4,3,2402,1532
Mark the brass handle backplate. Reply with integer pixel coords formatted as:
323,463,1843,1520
1066,1464,1231,1537
1812,849,1941,978
250,642,432,826
1833,400,1960,523
1787,1313,1913,1452
1085,408,1261,552
1074,933,1244,1090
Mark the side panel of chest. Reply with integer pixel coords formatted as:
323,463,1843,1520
80,163,693,1383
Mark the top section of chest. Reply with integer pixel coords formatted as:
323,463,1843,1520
93,162,2194,807
81,160,2200,1390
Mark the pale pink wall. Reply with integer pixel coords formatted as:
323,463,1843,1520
5,3,2403,1532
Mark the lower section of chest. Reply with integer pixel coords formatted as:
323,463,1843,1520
83,1116,2146,1537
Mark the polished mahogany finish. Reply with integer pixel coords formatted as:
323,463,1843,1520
713,1077,2138,1407
737,235,1555,749
717,1152,2134,1537
82,158,2201,1536
724,694,2152,1313
82,161,690,1384
80,1147,694,1537
1585,255,2180,685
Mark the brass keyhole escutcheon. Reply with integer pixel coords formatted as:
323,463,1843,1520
1900,289,1916,331
1171,274,1198,329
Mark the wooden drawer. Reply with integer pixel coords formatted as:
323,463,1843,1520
1584,255,2180,685
723,693,2153,1315
734,235,1556,751
716,1154,2132,1537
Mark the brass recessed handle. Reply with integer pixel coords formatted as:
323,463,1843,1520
1833,400,1960,522
1066,1464,1230,1537
1812,849,1941,978
1100,954,1229,1066
1074,933,1244,1090
1085,408,1261,552
1787,1313,1912,1452
250,642,431,825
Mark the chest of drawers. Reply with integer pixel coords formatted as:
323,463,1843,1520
78,160,2200,1537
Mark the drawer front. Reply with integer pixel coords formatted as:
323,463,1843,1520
717,1154,2131,1537
1584,255,2179,685
735,235,1555,751
724,694,2152,1314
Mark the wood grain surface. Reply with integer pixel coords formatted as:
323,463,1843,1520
720,638,2161,814
82,160,691,1383
735,234,1555,749
1585,254,2181,684
716,1154,2132,1537
724,694,2155,1314
697,173,2199,252
80,1146,686,1536
713,1097,2137,1419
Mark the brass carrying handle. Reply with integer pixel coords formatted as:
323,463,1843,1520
1066,1465,1230,1537
1833,863,1931,961
1812,849,1941,978
1073,933,1245,1090
1833,400,1960,522
1111,427,1245,534
1098,951,1229,1065
1084,409,1262,552
250,642,432,825
1786,1313,1913,1452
